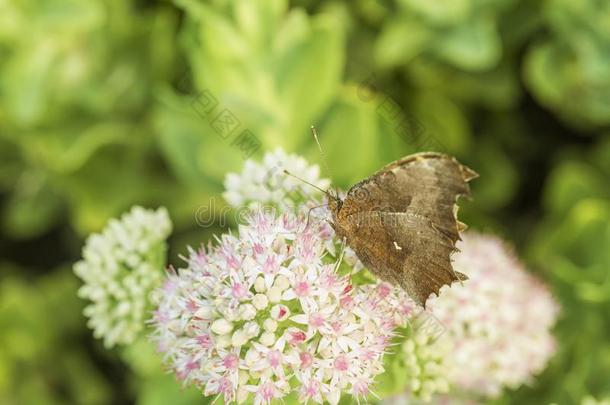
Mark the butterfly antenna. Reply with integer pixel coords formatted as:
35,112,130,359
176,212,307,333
303,202,330,231
334,237,347,273
310,126,340,200
283,170,330,197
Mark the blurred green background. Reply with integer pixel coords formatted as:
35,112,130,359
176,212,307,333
1,0,609,404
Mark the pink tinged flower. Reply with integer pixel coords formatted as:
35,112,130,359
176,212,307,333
296,233,317,263
196,334,213,349
186,299,198,312
351,379,370,398
232,282,247,299
280,212,299,232
377,283,391,299
187,359,199,371
254,382,276,405
195,247,209,263
151,207,400,404
299,351,313,368
360,349,376,362
424,232,559,398
322,273,338,289
294,280,311,297
267,350,282,368
271,305,290,321
300,379,321,401
222,353,240,370
217,377,234,398
163,280,177,293
252,212,272,234
178,359,200,380
340,295,355,310
288,330,307,346
184,246,211,269
342,284,353,295
399,301,415,316
381,318,396,332
263,255,279,274
226,254,240,270
252,243,264,255
310,313,325,328
334,355,349,372
153,310,168,324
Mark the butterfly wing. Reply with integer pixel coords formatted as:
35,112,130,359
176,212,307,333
336,152,477,306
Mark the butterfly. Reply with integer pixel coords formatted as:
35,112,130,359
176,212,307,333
327,152,478,307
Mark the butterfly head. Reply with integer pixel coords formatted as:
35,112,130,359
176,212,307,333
326,188,342,212
326,190,345,237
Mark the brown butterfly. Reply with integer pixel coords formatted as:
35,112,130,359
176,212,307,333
327,152,478,307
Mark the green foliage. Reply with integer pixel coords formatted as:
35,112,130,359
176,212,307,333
0,268,111,404
1,0,609,403
0,0,178,237
156,0,345,180
375,0,515,71
524,0,610,128
519,140,610,404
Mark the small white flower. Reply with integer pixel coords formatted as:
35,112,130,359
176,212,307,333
222,148,331,211
243,321,261,338
254,276,267,293
74,206,171,348
263,319,277,333
239,304,257,321
253,294,269,310
245,348,260,366
216,334,232,349
274,275,290,291
267,286,283,303
237,387,249,404
211,319,233,335
232,329,250,347
260,332,276,347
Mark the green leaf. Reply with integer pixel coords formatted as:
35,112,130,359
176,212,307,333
543,161,610,216
398,0,471,25
375,18,431,68
273,12,345,148
434,16,502,71
467,142,519,211
409,92,472,155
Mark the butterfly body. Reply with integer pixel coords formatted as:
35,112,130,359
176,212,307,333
329,152,478,307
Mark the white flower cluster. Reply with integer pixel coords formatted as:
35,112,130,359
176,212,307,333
426,232,560,398
151,210,409,404
400,323,451,401
74,206,172,348
223,148,331,210
361,281,452,403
